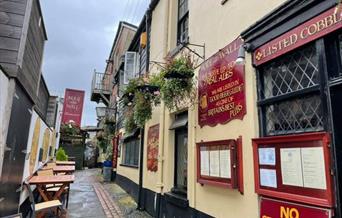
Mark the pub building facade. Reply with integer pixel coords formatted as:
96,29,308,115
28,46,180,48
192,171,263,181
111,0,342,217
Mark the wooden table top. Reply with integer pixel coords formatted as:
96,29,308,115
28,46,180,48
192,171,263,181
55,161,76,165
53,165,75,172
28,175,75,185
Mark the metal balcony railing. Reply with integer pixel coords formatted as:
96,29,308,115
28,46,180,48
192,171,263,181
91,72,111,93
91,72,111,104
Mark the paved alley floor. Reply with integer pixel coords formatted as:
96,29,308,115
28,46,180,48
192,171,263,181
68,168,151,218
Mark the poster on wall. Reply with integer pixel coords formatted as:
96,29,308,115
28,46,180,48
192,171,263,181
198,37,246,127
61,88,85,127
147,124,159,172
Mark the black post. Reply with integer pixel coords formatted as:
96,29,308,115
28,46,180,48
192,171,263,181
137,127,145,210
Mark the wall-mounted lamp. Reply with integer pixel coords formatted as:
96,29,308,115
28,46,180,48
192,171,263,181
235,43,251,65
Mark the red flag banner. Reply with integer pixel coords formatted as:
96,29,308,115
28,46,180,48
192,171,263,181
61,89,85,127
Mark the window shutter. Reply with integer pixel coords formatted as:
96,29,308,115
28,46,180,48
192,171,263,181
124,52,137,84
135,53,140,78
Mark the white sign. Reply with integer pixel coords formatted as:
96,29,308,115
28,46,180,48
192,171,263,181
259,147,276,165
301,147,326,189
260,169,277,188
280,148,304,187
200,149,210,176
209,150,220,177
219,149,231,178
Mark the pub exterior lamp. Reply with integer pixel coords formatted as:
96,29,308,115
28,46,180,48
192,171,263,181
235,43,251,65
96,107,107,118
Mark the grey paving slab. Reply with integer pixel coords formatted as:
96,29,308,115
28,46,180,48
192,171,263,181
68,169,106,218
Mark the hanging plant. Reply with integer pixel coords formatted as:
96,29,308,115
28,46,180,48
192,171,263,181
157,54,196,111
122,77,161,132
124,106,137,133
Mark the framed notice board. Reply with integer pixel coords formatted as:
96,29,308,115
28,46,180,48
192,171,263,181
196,137,243,193
252,132,334,207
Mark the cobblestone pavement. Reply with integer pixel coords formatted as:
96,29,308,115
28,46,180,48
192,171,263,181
67,168,151,218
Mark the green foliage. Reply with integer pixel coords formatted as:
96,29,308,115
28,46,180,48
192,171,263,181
60,122,81,136
121,54,195,131
159,54,196,111
124,107,137,133
122,78,160,132
56,148,68,161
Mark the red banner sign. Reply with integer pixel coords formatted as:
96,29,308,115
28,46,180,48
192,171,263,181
198,38,246,127
254,7,342,66
147,124,159,172
260,198,331,218
61,89,85,127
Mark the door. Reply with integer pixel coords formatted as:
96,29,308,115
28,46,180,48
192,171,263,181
0,84,33,216
174,127,188,196
325,30,342,218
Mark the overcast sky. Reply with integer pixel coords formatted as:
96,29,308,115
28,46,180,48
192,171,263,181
41,0,149,126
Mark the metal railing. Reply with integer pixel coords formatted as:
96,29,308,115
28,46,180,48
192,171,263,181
91,72,111,93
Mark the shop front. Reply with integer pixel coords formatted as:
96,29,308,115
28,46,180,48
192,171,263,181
241,1,342,217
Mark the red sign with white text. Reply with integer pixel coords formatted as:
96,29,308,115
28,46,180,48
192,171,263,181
260,198,331,218
61,89,85,127
254,7,342,66
198,38,246,127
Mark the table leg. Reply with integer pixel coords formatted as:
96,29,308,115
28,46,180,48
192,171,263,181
37,185,50,202
53,183,68,200
66,184,70,208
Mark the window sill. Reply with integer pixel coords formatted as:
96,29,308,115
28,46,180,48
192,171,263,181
164,191,189,208
119,164,139,169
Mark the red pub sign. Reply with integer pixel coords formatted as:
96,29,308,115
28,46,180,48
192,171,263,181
147,124,159,172
260,198,331,218
198,38,246,127
61,88,85,127
254,7,342,66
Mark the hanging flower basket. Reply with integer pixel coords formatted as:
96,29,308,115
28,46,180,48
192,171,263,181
122,77,161,133
156,54,196,111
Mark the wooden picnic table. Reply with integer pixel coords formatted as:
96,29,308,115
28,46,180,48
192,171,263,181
53,165,75,174
55,161,76,165
28,175,75,202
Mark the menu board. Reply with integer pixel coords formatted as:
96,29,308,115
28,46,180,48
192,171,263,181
200,148,210,176
280,148,303,187
301,147,326,189
279,147,326,189
252,132,334,208
220,150,231,178
197,139,240,189
209,149,221,177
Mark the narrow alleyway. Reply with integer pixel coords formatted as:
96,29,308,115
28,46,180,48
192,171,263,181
67,169,151,218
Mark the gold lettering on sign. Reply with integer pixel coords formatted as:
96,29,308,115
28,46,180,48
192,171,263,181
280,206,299,218
255,9,342,62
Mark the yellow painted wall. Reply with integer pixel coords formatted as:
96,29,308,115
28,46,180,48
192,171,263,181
143,0,288,218
116,127,140,184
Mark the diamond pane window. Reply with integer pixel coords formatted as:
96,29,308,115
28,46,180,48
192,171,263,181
261,44,319,99
265,95,323,135
259,42,323,136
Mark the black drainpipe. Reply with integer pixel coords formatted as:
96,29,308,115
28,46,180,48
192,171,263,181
137,127,145,210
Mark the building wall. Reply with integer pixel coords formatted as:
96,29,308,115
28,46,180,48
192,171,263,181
143,0,287,217
0,0,27,76
0,69,14,179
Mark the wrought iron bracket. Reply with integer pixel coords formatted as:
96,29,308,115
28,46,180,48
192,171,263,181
179,42,206,60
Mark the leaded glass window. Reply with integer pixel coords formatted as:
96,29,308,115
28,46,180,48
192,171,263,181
261,44,319,98
259,43,323,136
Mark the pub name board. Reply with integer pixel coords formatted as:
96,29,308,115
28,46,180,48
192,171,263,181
254,7,342,66
198,38,246,127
